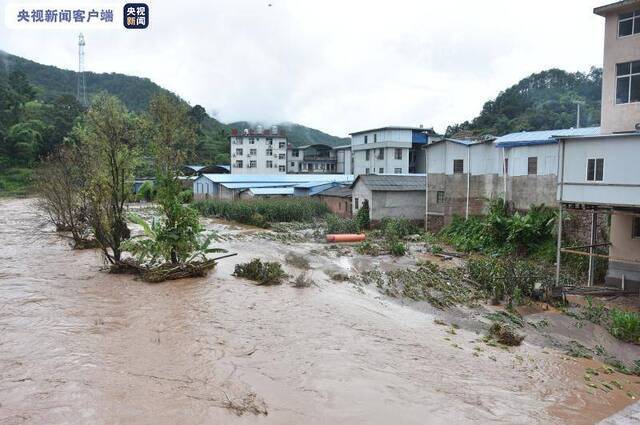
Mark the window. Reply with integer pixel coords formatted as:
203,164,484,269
527,157,538,175
249,138,255,144
266,160,273,168
235,148,243,155
633,217,640,239
290,161,295,167
279,142,286,149
266,138,273,144
355,198,359,209
365,168,370,174
586,158,604,181
378,168,384,174
453,159,464,174
249,148,257,156
365,150,370,160
249,160,257,168
437,191,445,204
292,149,299,157
278,154,285,159
616,60,640,104
618,10,640,37
394,167,402,174
364,135,368,144
266,149,272,156
377,149,384,160
394,148,402,160
278,165,286,172
374,133,377,143
235,160,243,168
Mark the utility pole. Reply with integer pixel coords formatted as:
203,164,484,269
77,33,87,107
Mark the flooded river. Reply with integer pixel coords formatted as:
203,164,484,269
0,198,637,424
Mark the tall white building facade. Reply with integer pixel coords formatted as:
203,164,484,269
230,126,288,175
349,126,432,176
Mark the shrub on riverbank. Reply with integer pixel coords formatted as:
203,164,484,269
467,256,554,307
326,214,360,234
439,199,556,257
609,309,640,343
193,198,330,226
0,167,32,197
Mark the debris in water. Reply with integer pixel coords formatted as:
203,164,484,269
233,258,287,285
488,322,524,346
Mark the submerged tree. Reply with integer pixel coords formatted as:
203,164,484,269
81,93,139,264
124,94,226,274
35,144,94,247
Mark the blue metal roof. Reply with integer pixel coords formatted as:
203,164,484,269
199,174,354,183
494,127,601,148
294,181,338,189
220,182,297,189
248,187,295,196
412,131,428,145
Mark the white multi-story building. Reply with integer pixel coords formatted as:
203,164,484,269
286,144,338,174
555,0,640,290
349,126,432,176
230,126,288,174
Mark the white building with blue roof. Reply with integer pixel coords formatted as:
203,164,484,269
492,127,601,210
193,173,354,200
422,128,601,231
349,126,435,176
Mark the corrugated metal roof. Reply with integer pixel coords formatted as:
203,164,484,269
494,127,601,147
248,187,295,196
351,174,425,191
349,126,434,136
294,181,338,188
199,174,354,183
220,182,297,189
315,186,352,198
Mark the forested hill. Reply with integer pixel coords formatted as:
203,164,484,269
228,121,349,147
0,49,229,138
0,51,348,147
446,68,602,137
1,50,184,112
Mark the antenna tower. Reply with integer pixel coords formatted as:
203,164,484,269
77,33,87,106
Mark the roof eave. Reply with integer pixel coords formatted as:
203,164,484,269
594,0,640,16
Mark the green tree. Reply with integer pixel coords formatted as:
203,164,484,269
82,93,139,264
5,120,47,164
147,94,201,264
356,199,371,230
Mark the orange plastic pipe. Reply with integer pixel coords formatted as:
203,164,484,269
326,234,366,243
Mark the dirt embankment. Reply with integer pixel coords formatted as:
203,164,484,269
1,198,639,424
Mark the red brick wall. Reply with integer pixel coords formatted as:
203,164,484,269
318,196,352,218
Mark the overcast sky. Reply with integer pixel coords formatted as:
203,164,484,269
1,0,605,136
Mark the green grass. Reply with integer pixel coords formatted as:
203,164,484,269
609,309,640,344
0,168,33,197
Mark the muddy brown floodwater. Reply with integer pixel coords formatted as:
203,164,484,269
1,198,638,424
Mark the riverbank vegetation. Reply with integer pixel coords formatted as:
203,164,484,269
35,92,226,282
192,198,330,227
